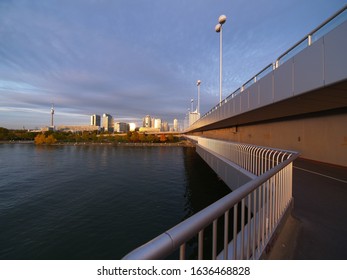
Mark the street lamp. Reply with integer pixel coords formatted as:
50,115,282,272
196,80,201,114
215,14,227,104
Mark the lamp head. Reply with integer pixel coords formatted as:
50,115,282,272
218,15,227,25
215,23,221,33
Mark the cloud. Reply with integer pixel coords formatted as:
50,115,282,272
0,0,344,129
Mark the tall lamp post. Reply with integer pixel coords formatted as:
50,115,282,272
196,80,201,114
215,15,227,104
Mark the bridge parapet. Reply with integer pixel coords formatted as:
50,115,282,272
195,136,293,176
187,5,347,133
123,138,299,260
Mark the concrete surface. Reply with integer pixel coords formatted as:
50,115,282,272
265,158,347,259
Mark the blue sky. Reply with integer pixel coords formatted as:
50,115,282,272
0,0,346,129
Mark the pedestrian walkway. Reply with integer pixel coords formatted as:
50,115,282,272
265,158,347,259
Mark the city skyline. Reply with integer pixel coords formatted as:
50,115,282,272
1,0,345,129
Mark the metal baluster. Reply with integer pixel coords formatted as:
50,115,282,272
247,194,251,259
233,204,238,259
198,230,204,260
212,219,217,260
224,210,229,259
179,243,186,260
262,183,266,248
241,198,245,259
257,185,262,255
252,189,257,259
269,179,273,234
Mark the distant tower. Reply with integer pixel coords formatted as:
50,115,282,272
50,104,55,127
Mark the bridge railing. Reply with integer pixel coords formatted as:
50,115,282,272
193,4,347,126
122,141,299,260
197,137,292,176
277,5,347,66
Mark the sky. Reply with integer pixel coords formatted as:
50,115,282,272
0,0,346,129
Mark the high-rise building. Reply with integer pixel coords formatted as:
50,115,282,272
90,114,101,126
154,118,162,130
189,112,200,127
129,123,136,131
143,115,152,128
102,113,113,132
114,122,129,133
162,121,169,132
173,119,178,131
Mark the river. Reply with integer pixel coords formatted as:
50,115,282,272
0,144,230,259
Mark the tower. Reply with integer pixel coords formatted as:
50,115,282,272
50,104,54,127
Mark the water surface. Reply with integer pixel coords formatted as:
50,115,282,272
0,144,230,259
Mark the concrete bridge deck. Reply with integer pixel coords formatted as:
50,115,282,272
265,158,347,259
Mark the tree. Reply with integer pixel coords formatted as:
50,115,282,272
160,134,167,142
34,133,46,145
130,131,139,142
0,127,9,140
45,135,57,145
81,131,91,142
34,133,57,145
167,134,174,142
124,131,132,142
146,134,155,143
138,133,146,142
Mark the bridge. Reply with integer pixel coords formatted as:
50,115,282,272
186,5,347,167
123,5,347,260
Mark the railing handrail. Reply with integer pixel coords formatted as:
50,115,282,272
192,4,347,125
196,136,295,176
195,136,297,156
122,151,299,260
277,4,347,63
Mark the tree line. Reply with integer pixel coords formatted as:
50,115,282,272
0,127,37,141
0,127,179,145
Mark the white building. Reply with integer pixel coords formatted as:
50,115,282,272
57,125,99,132
154,118,162,130
129,123,136,131
189,112,200,127
102,113,113,132
90,114,101,126
173,119,178,131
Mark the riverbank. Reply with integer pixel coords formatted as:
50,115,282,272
0,140,34,144
0,140,195,147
